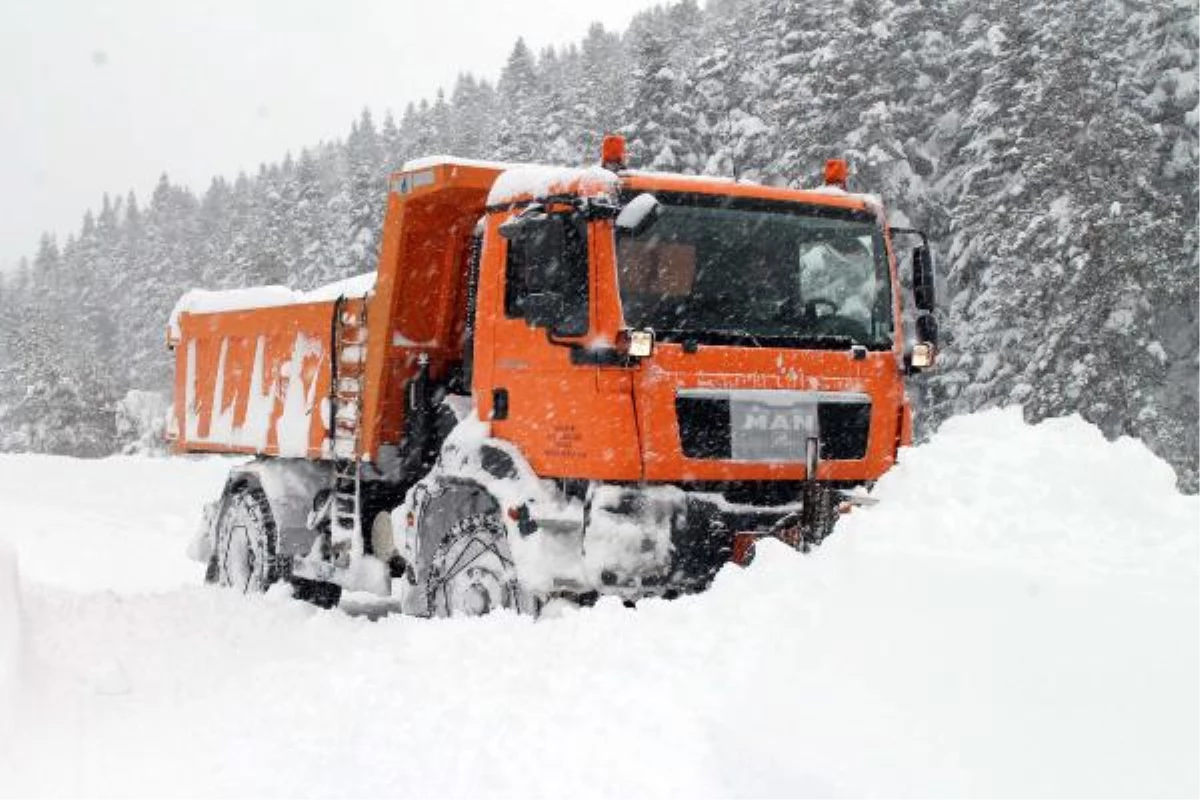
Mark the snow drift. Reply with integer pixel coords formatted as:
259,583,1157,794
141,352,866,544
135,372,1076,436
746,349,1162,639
0,540,21,729
0,453,234,593
838,407,1197,580
0,409,1195,798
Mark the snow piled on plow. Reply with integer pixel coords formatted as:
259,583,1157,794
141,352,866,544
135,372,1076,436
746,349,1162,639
0,409,1196,798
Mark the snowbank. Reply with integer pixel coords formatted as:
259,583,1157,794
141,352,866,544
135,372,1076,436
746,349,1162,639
168,271,376,338
0,410,1195,797
0,541,21,732
839,407,1198,582
0,453,235,593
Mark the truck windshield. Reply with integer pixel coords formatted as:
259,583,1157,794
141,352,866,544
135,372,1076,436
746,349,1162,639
616,193,893,349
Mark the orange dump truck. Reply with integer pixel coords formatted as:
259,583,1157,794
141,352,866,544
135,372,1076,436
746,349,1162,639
171,137,938,615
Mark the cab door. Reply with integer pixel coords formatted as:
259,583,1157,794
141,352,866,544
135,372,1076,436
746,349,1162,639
473,212,640,481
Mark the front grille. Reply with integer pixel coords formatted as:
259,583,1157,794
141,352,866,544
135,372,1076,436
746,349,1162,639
675,396,871,461
676,396,731,459
818,402,871,460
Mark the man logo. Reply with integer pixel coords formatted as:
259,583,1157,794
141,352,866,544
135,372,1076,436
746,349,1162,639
742,412,808,431
728,397,821,461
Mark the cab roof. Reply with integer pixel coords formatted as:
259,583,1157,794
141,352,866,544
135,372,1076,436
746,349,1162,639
391,156,881,216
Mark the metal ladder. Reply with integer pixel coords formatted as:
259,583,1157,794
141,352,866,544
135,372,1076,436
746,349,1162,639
329,295,368,553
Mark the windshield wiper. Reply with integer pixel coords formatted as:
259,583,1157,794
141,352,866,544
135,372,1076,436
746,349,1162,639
653,329,869,350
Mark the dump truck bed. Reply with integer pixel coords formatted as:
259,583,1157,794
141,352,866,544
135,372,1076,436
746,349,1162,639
169,159,506,461
170,293,368,459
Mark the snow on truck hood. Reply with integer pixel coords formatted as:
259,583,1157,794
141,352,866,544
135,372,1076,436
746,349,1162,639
167,271,376,339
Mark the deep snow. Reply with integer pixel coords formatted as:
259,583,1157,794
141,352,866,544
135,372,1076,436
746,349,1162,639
0,408,1196,798
0,540,19,736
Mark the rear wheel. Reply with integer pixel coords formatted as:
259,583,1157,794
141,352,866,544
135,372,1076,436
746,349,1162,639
209,482,280,593
426,513,522,617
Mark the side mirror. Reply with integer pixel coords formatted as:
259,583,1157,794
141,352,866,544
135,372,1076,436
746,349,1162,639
523,216,567,295
616,193,661,237
507,212,589,338
913,245,936,312
915,311,938,346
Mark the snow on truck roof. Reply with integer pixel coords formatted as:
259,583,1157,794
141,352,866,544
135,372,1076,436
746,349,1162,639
399,156,881,210
486,165,618,206
168,271,376,339
400,154,523,173
395,157,618,206
483,165,881,210
397,156,620,206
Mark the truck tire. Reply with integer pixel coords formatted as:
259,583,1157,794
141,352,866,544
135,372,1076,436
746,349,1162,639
426,513,522,617
209,482,280,593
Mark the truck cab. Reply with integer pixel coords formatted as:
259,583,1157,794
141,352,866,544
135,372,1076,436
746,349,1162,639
476,166,914,486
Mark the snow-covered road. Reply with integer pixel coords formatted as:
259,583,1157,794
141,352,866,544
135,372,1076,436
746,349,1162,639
1,409,1196,798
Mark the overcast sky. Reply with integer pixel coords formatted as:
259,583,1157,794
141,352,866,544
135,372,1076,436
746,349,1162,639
0,0,665,273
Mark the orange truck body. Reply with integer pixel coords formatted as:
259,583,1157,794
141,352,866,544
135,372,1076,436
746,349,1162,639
173,144,937,609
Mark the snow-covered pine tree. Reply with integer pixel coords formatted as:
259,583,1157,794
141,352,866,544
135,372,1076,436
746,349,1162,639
448,74,497,159
493,38,543,162
621,5,703,173
575,24,628,157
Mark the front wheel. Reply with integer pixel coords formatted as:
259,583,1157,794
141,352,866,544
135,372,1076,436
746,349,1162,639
426,513,524,617
209,482,280,593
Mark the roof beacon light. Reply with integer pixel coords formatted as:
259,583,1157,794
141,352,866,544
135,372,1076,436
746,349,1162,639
601,134,627,171
824,158,849,190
